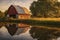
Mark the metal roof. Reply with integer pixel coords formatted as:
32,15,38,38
12,5,31,15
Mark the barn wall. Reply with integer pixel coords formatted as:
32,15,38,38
18,14,31,19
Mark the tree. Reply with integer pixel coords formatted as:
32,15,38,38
0,11,4,18
54,2,60,17
30,0,59,17
4,10,8,17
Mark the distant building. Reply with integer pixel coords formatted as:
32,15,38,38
7,5,31,19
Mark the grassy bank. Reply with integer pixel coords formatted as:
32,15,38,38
19,19,60,27
0,19,60,27
18,20,60,28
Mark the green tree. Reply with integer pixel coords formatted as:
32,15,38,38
54,2,60,17
0,11,4,18
4,10,8,16
30,0,58,17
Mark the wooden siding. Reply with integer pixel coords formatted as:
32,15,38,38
18,14,31,19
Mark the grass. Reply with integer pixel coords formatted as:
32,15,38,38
18,19,60,27
0,18,60,28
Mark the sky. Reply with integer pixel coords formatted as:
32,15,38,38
0,0,60,12
0,0,37,12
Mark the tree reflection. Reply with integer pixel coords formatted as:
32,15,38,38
29,27,60,40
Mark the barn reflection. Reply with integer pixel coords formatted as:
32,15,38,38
5,23,30,36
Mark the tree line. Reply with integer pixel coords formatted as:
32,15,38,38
30,0,60,18
0,11,4,18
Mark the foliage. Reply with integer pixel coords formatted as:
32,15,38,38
4,10,8,17
30,0,60,17
0,11,4,18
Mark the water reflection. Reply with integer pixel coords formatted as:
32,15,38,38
0,24,35,40
6,24,18,36
5,23,30,36
0,26,12,40
30,27,60,40
0,23,60,40
15,27,30,35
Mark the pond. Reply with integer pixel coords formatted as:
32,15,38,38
0,23,60,40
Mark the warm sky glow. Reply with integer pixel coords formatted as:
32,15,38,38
0,0,37,12
0,0,60,12
58,0,60,2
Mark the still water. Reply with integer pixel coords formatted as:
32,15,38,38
0,23,60,40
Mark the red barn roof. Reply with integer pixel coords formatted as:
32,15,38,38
7,5,31,15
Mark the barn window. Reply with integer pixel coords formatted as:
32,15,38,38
10,15,16,18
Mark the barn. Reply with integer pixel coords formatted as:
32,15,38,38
7,5,31,19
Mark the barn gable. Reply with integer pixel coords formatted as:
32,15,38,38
7,5,18,15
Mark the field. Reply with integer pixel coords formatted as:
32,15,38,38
31,18,60,21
